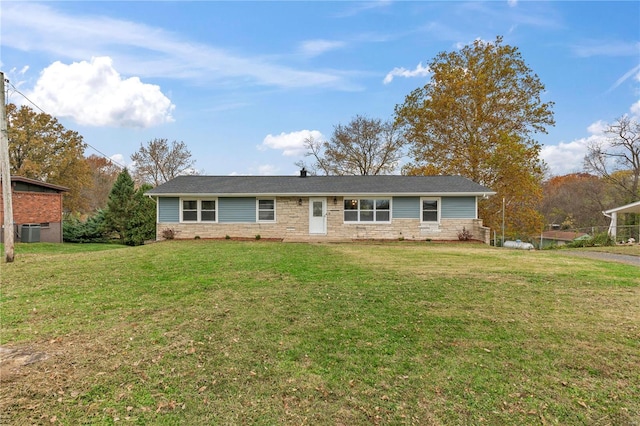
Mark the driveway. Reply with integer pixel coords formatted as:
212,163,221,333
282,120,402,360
558,250,640,267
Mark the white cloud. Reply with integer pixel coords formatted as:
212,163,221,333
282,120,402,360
586,120,608,135
108,154,128,169
299,39,346,57
455,37,492,50
606,64,640,94
541,139,590,176
25,57,174,128
508,0,518,7
334,0,393,18
1,2,353,90
383,62,431,84
260,130,324,157
570,40,640,58
257,164,280,175
541,121,607,176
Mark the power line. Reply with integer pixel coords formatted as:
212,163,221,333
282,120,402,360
4,78,126,170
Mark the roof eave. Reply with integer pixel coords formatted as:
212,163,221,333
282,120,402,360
5,176,70,192
146,191,497,197
603,200,640,215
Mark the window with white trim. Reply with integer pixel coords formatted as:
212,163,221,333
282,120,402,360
257,199,276,222
421,197,439,223
344,198,391,222
181,199,216,222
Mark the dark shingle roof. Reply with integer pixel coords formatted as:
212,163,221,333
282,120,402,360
146,175,494,196
4,176,69,192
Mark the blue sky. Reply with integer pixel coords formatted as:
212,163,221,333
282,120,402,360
2,1,639,177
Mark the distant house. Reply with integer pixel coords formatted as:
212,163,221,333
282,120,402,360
0,176,68,243
145,172,496,243
540,230,590,248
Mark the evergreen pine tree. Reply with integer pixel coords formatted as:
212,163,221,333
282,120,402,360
104,169,136,242
124,184,157,246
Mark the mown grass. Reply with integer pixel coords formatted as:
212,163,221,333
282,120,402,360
1,241,638,425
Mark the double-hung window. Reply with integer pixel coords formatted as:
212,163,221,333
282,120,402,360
421,198,439,223
257,199,275,222
182,199,216,222
344,198,391,223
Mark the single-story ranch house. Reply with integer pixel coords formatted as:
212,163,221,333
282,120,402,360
146,172,496,243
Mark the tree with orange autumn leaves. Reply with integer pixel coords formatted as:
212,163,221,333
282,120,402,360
540,173,612,229
395,37,555,238
83,154,122,213
7,103,92,213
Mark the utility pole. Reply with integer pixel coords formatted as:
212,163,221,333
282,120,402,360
1,71,15,262
501,197,505,248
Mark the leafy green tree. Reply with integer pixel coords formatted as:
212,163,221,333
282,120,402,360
300,115,406,175
6,103,91,213
395,36,555,237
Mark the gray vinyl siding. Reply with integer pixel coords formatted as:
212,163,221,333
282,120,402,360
441,197,476,219
219,197,256,223
392,197,420,219
158,197,180,222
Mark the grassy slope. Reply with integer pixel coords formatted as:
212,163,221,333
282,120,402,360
1,241,638,425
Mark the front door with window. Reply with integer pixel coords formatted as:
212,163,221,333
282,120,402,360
309,197,327,234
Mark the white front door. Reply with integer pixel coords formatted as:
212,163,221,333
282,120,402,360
309,197,327,234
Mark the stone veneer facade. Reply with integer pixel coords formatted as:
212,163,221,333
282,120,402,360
157,196,491,244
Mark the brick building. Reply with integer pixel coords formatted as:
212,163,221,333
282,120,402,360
0,176,68,243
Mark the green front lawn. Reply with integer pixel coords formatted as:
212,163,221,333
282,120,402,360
1,241,638,424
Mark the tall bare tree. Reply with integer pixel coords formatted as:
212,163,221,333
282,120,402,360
300,115,405,176
584,115,640,202
131,138,196,186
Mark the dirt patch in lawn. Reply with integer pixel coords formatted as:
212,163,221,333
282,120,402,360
0,345,49,381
